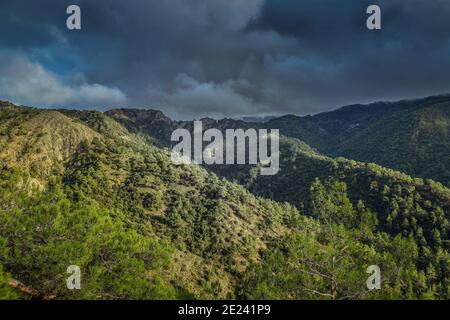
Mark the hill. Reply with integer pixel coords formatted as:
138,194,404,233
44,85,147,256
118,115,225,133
0,101,449,299
0,103,303,299
107,104,450,299
265,95,450,185
0,102,101,180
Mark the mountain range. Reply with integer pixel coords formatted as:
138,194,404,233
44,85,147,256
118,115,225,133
0,95,449,300
108,94,450,186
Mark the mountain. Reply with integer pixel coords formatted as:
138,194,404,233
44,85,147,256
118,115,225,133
105,108,177,146
236,115,277,123
1,100,449,300
106,105,450,252
105,109,257,146
265,95,450,185
0,103,101,179
106,101,450,299
0,102,302,299
108,94,450,186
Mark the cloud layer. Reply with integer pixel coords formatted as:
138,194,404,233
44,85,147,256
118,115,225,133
0,53,127,109
0,0,450,118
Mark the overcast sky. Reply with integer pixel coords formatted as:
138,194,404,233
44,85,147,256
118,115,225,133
0,0,450,119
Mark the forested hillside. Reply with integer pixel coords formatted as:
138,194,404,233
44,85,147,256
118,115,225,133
265,95,450,185
0,100,449,300
109,95,450,186
110,101,450,299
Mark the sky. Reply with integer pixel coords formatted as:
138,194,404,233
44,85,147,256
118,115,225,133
0,0,450,119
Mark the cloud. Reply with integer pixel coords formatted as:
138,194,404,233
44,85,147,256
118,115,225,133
144,74,270,119
1,0,450,117
0,52,127,109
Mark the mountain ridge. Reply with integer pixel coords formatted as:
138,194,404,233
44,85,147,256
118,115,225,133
103,94,450,185
1,97,449,299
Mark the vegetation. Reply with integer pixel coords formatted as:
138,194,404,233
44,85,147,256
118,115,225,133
0,99,449,300
265,95,450,186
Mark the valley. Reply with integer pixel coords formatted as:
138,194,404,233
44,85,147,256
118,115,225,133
0,95,449,300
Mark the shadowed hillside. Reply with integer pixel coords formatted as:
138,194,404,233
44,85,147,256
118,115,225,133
265,95,450,185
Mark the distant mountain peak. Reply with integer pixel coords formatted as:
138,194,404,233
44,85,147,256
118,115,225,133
106,108,174,126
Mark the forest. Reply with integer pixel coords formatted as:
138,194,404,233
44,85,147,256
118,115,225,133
0,96,449,300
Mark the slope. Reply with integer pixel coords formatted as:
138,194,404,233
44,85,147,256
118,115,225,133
265,95,450,185
1,102,448,299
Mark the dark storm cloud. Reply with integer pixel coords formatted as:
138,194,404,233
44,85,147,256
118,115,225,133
0,0,450,118
248,0,450,109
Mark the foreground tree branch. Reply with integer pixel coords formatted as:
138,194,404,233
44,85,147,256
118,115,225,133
8,278,57,300
8,278,40,298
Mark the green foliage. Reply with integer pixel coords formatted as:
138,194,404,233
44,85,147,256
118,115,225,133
265,95,450,186
240,181,431,300
0,169,177,299
1,102,449,300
